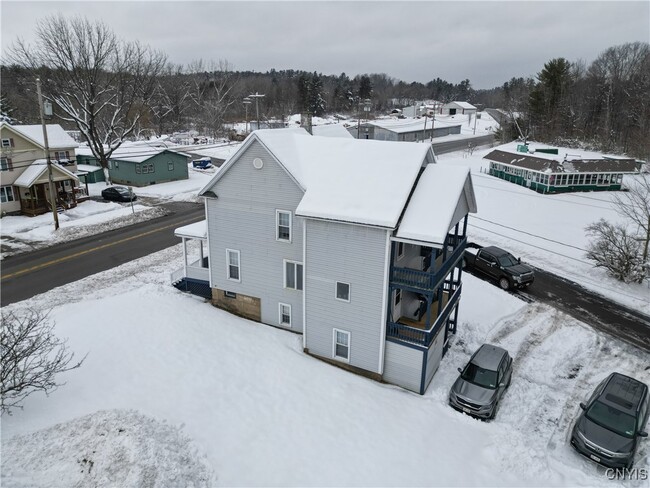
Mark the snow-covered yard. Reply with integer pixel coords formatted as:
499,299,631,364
0,162,219,258
2,246,648,487
437,143,650,314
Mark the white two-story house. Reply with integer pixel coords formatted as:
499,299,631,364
172,128,477,394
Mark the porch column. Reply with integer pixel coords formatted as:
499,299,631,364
199,240,204,267
182,237,188,277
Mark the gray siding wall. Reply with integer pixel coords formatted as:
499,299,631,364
424,327,445,392
383,341,424,393
304,220,389,374
206,139,305,332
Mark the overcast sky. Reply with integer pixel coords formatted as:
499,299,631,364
2,1,648,89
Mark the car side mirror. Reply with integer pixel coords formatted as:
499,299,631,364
579,402,586,410
457,367,463,374
639,431,648,438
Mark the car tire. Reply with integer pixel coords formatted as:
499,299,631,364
499,277,511,290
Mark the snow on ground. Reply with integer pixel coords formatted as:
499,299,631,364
0,201,165,259
1,162,219,258
436,143,650,314
2,248,648,487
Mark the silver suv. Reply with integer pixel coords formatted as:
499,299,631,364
449,344,513,420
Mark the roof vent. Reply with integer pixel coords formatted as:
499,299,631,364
253,158,263,169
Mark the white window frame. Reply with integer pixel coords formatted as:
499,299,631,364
335,281,350,302
397,241,404,259
226,249,241,282
394,288,401,306
0,158,9,171
279,303,292,327
283,259,303,291
276,210,292,242
332,328,350,363
0,186,15,203
1,139,10,148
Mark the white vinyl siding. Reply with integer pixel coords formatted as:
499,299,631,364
333,329,350,362
226,249,241,281
276,210,292,242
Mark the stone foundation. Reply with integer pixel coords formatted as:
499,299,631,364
211,288,261,323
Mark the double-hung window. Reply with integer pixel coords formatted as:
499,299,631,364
0,186,15,203
0,158,11,171
284,260,303,290
226,249,241,281
279,303,291,326
276,210,291,242
333,329,350,362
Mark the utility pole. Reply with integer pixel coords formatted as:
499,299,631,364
429,103,438,142
36,78,59,230
243,97,251,134
422,112,428,142
248,92,265,131
473,111,478,135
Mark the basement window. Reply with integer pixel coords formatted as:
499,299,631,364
333,329,350,362
224,291,237,299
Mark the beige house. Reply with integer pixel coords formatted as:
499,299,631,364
1,123,88,216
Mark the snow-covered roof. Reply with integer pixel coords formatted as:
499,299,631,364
396,165,476,244
368,118,460,134
484,149,638,174
202,128,434,228
76,164,103,173
4,123,78,149
76,146,190,163
14,160,79,187
175,220,207,239
444,101,476,110
311,124,354,139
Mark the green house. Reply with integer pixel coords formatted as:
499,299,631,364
484,149,638,194
76,147,189,187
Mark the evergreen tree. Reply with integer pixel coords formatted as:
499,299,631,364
308,72,325,116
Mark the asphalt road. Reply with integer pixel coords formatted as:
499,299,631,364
0,201,205,306
465,265,650,352
431,134,495,155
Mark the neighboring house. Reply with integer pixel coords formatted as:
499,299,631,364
171,128,477,394
0,122,87,216
440,102,477,116
484,149,638,194
76,147,189,187
354,119,462,142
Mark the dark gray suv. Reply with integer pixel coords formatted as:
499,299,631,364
448,344,513,420
570,372,649,469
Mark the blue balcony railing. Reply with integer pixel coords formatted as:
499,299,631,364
390,236,467,292
386,285,462,347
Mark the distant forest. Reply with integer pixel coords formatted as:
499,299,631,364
1,30,648,159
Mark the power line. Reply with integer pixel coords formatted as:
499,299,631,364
469,222,648,302
469,215,588,252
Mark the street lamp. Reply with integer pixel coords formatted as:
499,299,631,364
248,92,265,131
243,97,252,134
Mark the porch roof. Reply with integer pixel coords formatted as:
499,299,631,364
175,219,207,239
396,164,476,245
14,160,80,188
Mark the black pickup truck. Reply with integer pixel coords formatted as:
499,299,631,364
463,244,535,290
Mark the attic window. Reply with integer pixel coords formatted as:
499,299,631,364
1,139,12,148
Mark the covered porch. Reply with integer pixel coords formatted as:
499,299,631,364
170,219,211,298
14,160,89,216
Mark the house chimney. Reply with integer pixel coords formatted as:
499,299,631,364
301,113,313,134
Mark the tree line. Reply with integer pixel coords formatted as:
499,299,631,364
1,15,648,166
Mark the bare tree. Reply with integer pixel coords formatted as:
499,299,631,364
1,309,85,414
613,175,650,263
188,59,238,137
585,219,645,283
9,15,167,183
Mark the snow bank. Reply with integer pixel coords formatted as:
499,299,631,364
1,409,213,488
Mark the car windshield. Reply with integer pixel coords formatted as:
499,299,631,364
115,188,129,195
586,401,637,438
461,363,498,389
497,254,518,267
